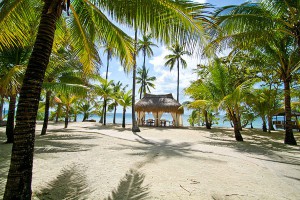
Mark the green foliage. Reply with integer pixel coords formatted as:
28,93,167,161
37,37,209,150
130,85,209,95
136,68,156,97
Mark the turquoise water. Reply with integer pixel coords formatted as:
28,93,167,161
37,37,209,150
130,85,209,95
1,109,271,129
75,112,266,129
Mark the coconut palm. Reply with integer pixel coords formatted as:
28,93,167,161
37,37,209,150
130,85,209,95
93,78,114,126
2,0,208,198
137,34,158,98
0,47,30,143
103,41,117,80
53,82,87,128
77,100,96,121
187,110,200,127
111,81,127,124
117,90,132,128
211,0,300,145
40,40,88,135
136,67,156,98
189,59,257,141
0,95,4,122
164,43,190,102
185,78,219,129
0,66,24,143
57,94,78,128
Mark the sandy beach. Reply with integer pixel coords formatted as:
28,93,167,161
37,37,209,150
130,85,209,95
0,122,300,199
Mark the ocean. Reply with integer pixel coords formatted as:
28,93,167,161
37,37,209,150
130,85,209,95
75,112,268,129
3,110,281,129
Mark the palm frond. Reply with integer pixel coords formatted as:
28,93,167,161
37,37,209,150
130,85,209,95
105,169,150,200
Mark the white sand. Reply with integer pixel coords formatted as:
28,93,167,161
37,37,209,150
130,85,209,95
0,122,300,199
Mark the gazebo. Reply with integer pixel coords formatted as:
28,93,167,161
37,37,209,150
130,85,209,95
135,93,184,127
272,111,300,131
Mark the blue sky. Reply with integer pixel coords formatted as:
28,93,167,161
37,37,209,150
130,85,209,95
3,0,247,114
100,0,247,112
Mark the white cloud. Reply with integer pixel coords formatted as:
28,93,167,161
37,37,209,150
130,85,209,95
118,65,124,72
101,71,112,78
193,0,207,3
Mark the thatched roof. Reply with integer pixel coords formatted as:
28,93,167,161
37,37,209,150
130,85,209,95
273,111,300,117
135,93,184,114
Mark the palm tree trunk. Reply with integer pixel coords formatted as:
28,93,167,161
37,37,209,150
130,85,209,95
262,117,267,132
141,49,146,98
177,59,180,102
103,99,107,125
122,107,126,128
55,104,61,123
113,104,117,124
4,1,61,198
82,113,87,121
5,95,16,143
204,110,211,129
131,28,140,132
233,114,243,141
106,51,110,80
74,113,77,122
41,91,51,135
229,109,243,141
267,115,275,132
0,95,4,121
65,106,69,128
283,79,297,145
235,106,242,131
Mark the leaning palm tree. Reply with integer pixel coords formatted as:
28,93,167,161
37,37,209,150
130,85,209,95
2,0,208,198
164,43,190,102
136,67,156,98
137,34,158,98
211,0,300,145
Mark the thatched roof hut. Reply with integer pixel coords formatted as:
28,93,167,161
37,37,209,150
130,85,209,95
135,93,184,114
135,94,184,127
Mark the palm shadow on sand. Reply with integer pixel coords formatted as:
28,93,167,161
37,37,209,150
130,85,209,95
34,164,91,200
112,133,225,168
200,129,300,166
34,134,98,154
34,164,150,200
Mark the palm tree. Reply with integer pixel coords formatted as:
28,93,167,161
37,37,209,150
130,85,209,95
136,67,156,98
164,43,190,102
211,0,300,145
2,0,208,198
57,94,78,128
0,47,29,143
137,34,158,98
40,42,87,135
111,81,127,124
93,78,114,126
188,59,257,141
117,90,132,128
0,95,4,122
77,100,95,121
185,77,219,129
103,42,117,80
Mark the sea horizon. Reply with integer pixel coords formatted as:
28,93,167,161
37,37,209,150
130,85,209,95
74,112,271,129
